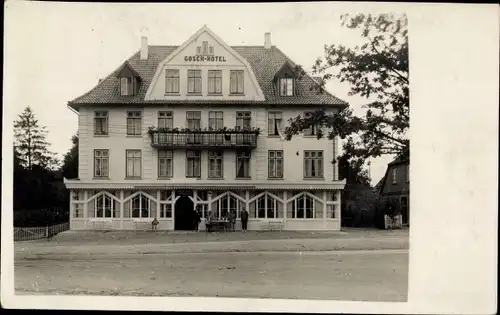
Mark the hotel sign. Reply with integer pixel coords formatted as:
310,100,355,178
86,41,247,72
184,41,227,62
184,55,226,62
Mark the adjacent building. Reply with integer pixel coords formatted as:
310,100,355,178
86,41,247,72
64,25,348,231
377,158,410,225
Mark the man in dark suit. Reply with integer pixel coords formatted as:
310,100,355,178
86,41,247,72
240,206,249,232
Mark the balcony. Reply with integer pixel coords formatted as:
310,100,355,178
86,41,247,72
148,127,260,149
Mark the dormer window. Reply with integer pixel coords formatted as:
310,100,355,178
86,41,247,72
120,77,136,96
280,77,294,96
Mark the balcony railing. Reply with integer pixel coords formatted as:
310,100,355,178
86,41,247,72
149,128,259,149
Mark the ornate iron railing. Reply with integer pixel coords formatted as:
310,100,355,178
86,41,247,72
150,130,259,149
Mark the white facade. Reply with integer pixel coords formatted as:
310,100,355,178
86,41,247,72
65,26,346,231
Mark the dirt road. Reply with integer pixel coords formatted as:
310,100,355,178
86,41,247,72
15,249,408,301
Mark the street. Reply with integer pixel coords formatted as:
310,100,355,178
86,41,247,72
14,230,409,301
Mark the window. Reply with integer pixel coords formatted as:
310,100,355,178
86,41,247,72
304,150,323,178
94,111,108,135
268,150,283,178
256,193,280,219
186,111,201,129
165,69,179,94
158,111,173,129
279,77,294,96
158,150,173,178
126,150,142,178
73,204,84,218
303,112,317,136
96,194,113,218
268,111,283,136
94,149,109,178
208,151,223,178
236,111,251,130
236,151,251,178
131,194,150,218
187,70,202,94
208,70,222,94
209,111,223,130
186,150,201,178
392,168,397,184
160,204,172,218
230,70,244,94
127,111,142,135
406,165,409,183
290,194,315,219
120,77,135,96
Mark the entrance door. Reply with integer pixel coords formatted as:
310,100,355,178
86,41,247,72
400,196,409,225
175,195,195,230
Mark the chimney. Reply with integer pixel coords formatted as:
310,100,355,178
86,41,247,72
140,36,148,60
264,32,272,49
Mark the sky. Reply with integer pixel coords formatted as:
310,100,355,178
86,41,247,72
4,1,396,184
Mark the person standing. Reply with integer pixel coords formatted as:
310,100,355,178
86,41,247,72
240,206,249,232
193,206,201,232
228,209,236,232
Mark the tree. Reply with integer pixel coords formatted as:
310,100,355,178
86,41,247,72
62,133,79,179
284,13,409,167
14,106,58,170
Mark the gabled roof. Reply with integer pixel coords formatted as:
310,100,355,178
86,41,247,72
273,60,296,81
115,61,142,79
68,45,348,109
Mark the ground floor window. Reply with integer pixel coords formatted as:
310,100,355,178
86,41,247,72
123,192,156,218
73,204,84,218
160,203,172,218
289,194,315,219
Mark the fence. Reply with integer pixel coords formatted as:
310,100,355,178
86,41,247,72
13,222,70,241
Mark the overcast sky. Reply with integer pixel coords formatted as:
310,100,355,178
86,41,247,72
5,1,396,184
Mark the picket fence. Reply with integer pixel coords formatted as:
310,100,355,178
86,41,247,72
13,222,70,241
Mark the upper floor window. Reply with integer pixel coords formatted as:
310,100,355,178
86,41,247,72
186,150,201,178
303,112,317,136
209,111,223,130
120,77,136,96
126,149,142,178
279,77,294,96
236,111,251,130
94,111,108,135
158,150,173,178
187,70,202,94
268,111,283,136
304,150,323,178
94,149,109,178
127,111,142,135
268,150,283,179
165,69,180,94
208,151,224,178
208,70,222,94
392,168,398,184
236,151,251,178
186,111,201,129
230,70,244,94
406,165,409,183
158,111,173,129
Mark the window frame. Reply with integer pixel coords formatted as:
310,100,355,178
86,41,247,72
208,111,224,130
268,150,284,179
158,150,173,178
303,150,324,178
236,111,251,130
186,150,201,178
125,149,142,178
187,69,202,94
94,111,109,136
392,168,398,184
158,111,173,129
165,69,180,94
230,70,244,95
303,112,317,136
236,150,251,179
268,111,283,136
186,111,201,129
94,149,109,178
208,151,224,179
126,111,142,136
120,77,135,96
207,70,222,95
279,77,294,96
